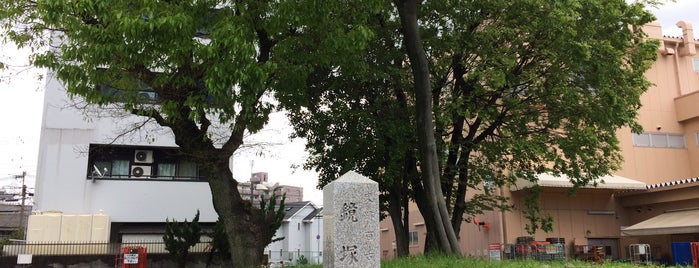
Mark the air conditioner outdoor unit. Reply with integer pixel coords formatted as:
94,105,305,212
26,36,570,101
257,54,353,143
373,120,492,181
131,165,152,178
134,150,153,164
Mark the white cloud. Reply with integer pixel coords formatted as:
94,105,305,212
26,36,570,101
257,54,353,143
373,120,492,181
0,41,45,181
649,0,699,36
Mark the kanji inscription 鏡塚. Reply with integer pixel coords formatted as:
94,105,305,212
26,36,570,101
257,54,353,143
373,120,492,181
339,202,358,222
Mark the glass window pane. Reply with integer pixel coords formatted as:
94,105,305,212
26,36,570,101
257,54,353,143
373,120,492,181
158,163,177,177
112,160,130,177
632,133,650,147
409,231,419,247
178,161,198,179
650,133,668,148
667,134,686,148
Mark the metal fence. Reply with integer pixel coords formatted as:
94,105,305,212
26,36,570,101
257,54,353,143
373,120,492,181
2,241,323,267
266,250,323,266
1,240,211,256
503,243,566,261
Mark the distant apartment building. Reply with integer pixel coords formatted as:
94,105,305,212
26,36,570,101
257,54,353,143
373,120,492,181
380,21,699,264
241,172,303,203
0,204,31,239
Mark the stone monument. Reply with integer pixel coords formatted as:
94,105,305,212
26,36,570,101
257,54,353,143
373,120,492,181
323,171,380,268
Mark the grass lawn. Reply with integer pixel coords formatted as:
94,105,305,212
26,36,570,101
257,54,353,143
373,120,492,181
295,255,688,267
380,256,671,267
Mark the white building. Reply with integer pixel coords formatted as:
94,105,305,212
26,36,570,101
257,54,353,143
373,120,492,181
33,74,218,241
266,201,323,265
31,73,320,253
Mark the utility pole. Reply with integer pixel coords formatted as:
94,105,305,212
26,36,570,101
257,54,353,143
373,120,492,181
249,160,254,203
13,171,27,232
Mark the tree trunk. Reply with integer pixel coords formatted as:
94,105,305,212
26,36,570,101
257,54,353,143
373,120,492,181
413,187,440,253
440,54,467,215
159,101,282,268
441,117,464,215
393,0,461,255
451,150,471,236
388,178,410,257
204,160,267,268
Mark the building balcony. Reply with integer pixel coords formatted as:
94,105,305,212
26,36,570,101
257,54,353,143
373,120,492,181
674,90,699,122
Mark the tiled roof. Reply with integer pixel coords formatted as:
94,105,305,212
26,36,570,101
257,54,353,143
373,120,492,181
0,204,31,230
662,35,699,41
646,177,699,189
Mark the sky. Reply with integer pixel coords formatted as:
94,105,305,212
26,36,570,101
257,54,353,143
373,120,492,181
0,0,698,206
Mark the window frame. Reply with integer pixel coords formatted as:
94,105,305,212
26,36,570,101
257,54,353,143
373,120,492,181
632,132,686,149
87,144,206,182
409,230,419,247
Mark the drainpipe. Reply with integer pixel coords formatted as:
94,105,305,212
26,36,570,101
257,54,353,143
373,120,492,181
499,186,507,245
673,41,682,96
677,21,696,56
674,21,697,96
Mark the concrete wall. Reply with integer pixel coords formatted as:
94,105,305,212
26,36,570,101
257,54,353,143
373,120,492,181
27,212,110,242
615,22,699,183
34,75,220,223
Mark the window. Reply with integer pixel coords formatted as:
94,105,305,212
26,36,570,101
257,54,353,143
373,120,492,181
483,177,495,194
632,133,685,148
92,160,129,178
96,69,160,103
632,133,650,147
409,230,419,247
95,70,209,104
98,83,159,103
651,133,668,147
668,134,686,148
177,161,198,179
87,144,205,181
157,163,177,177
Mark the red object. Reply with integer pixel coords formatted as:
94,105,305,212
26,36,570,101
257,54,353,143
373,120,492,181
690,242,699,268
119,246,147,268
472,216,489,231
531,241,551,253
515,244,532,254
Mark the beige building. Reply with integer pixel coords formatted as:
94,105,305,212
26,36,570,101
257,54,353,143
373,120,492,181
239,172,304,203
380,21,699,263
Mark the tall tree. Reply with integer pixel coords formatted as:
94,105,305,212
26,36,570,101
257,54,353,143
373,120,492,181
1,1,375,266
393,0,461,254
282,0,658,256
278,4,417,255
423,0,658,236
